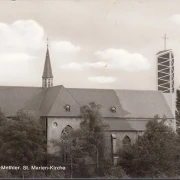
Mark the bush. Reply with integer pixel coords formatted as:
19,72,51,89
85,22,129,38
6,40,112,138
118,118,180,178
104,166,129,178
0,170,14,178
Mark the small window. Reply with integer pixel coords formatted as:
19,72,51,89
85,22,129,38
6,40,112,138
111,106,116,112
138,131,144,136
53,122,58,128
65,104,71,112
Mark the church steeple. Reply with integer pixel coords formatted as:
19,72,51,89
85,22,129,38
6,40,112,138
42,38,53,88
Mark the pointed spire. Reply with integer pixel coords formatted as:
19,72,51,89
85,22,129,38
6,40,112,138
42,38,53,78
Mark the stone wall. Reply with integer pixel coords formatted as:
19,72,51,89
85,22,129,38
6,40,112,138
110,131,138,150
47,117,141,157
47,117,81,154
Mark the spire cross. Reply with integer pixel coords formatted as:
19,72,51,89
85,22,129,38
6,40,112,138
162,33,168,50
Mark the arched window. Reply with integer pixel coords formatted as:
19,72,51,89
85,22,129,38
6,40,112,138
111,134,117,165
111,134,117,154
61,125,73,163
61,125,73,136
122,135,131,147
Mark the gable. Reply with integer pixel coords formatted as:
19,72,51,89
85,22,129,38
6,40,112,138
39,86,81,117
39,85,63,116
47,86,81,117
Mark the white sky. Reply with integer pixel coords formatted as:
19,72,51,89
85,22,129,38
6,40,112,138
0,0,180,90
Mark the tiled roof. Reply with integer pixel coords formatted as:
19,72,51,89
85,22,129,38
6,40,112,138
115,89,173,119
0,86,43,116
39,85,63,116
39,86,81,117
42,47,53,78
67,88,129,118
0,86,174,131
38,87,128,117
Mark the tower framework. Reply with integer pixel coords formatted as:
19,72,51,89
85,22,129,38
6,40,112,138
157,49,174,93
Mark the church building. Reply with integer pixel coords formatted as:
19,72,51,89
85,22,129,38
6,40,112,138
0,43,175,163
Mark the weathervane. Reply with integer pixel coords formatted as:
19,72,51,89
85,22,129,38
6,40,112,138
162,33,168,50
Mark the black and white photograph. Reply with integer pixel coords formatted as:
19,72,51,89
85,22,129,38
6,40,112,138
0,0,179,178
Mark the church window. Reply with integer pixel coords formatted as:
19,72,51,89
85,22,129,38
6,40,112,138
52,122,58,128
65,104,71,112
61,125,73,163
138,131,144,136
122,136,131,147
111,134,117,154
61,125,72,136
111,106,116,112
111,134,119,165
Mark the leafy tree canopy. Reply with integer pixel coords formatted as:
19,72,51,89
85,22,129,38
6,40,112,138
118,116,180,178
0,110,47,177
54,102,111,178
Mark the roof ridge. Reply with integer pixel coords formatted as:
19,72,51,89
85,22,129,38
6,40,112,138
113,90,131,117
46,86,63,116
0,86,42,88
65,88,81,107
67,87,114,90
67,87,160,92
115,89,161,92
52,85,63,88
37,90,47,114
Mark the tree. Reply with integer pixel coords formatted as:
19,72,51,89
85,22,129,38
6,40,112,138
176,89,180,135
118,116,180,178
0,107,6,126
0,110,47,178
54,102,111,178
